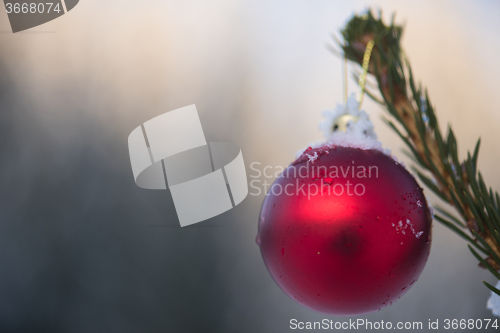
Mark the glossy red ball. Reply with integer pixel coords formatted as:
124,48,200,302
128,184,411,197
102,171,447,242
257,146,432,315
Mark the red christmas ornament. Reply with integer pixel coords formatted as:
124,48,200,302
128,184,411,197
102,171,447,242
257,143,432,315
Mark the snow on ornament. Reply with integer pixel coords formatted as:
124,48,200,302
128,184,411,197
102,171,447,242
257,94,433,315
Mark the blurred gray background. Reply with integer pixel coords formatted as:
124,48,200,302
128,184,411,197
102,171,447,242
1,0,500,332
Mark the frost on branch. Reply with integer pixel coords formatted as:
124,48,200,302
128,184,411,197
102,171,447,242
487,281,500,317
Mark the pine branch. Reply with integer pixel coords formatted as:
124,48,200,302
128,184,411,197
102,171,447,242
339,9,500,295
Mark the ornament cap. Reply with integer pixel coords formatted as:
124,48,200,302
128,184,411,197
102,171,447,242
296,93,385,158
333,114,359,132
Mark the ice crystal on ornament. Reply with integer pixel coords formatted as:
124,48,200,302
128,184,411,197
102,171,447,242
392,154,406,167
296,93,383,158
487,281,500,317
392,218,423,239
307,151,319,163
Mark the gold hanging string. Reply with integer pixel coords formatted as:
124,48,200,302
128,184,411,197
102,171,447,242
343,41,348,105
356,39,375,109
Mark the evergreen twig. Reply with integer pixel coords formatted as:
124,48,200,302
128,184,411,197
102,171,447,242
338,10,500,295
